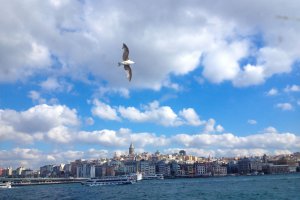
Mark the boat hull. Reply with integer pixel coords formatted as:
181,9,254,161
0,182,12,189
82,176,136,186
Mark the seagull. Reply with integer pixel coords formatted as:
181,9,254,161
118,43,135,81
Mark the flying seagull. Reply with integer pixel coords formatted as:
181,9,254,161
118,43,135,81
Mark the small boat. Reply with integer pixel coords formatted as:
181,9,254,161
127,172,142,181
0,181,12,189
136,172,143,181
82,175,136,186
142,174,164,180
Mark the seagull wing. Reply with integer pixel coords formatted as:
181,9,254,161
124,65,132,81
122,43,129,61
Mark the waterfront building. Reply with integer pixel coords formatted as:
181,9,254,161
140,160,148,175
263,164,290,174
149,162,156,175
105,165,116,176
170,161,180,176
95,165,104,177
63,164,72,177
227,160,239,174
157,160,171,176
22,169,34,178
40,165,54,177
124,161,137,174
211,164,227,176
53,164,65,177
76,163,95,178
0,168,4,177
238,158,262,174
140,160,153,175
6,167,13,177
15,166,25,177
195,163,208,176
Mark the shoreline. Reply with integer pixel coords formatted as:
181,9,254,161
1,172,299,187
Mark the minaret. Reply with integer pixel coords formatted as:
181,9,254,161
129,142,134,155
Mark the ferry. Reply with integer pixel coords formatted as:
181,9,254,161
142,174,164,180
0,181,12,189
82,175,136,186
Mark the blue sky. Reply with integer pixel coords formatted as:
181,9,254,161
0,0,300,169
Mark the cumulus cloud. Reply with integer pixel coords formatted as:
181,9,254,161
284,84,300,92
171,131,300,150
1,123,300,169
276,103,293,111
0,148,109,169
91,99,120,121
1,1,299,88
203,118,224,133
76,128,169,148
92,100,206,127
203,40,249,84
179,108,204,126
233,64,265,87
0,104,79,144
266,88,279,96
118,101,182,127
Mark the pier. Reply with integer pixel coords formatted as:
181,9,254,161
0,178,87,187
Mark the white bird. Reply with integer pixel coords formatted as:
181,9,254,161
118,43,135,81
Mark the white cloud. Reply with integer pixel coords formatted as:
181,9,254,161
276,103,293,111
117,101,207,127
1,1,299,88
233,64,265,87
40,77,60,91
247,119,257,125
266,88,279,96
284,85,300,92
172,131,300,150
1,125,300,169
0,148,109,169
47,126,73,143
258,47,293,77
28,90,47,104
179,108,204,126
1,104,79,133
202,40,249,84
77,129,126,146
0,104,79,144
203,118,224,133
91,99,120,121
119,101,182,127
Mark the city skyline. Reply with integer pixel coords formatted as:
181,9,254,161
1,0,300,169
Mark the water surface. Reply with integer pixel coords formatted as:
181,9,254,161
1,174,299,200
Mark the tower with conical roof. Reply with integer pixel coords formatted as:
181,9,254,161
129,142,134,156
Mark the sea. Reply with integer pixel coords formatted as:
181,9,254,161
1,174,300,200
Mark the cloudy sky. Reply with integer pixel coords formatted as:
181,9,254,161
1,0,300,169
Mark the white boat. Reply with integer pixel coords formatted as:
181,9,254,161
127,172,142,181
82,175,136,186
136,172,143,181
0,182,12,189
142,174,164,180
